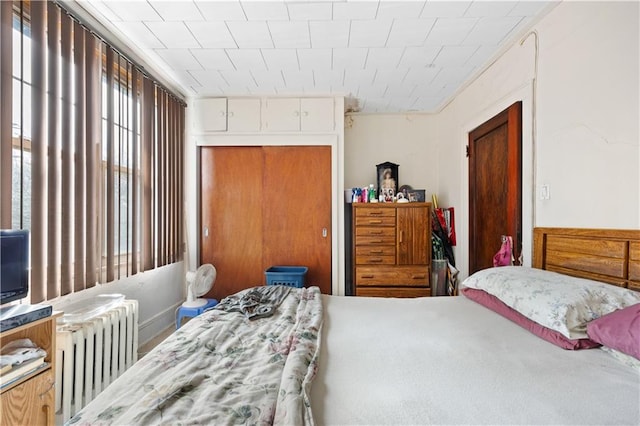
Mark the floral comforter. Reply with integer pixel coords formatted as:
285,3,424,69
68,286,323,426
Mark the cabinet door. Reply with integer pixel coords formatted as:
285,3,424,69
193,98,227,132
227,98,261,132
1,371,55,426
263,98,300,132
397,206,430,265
301,98,334,132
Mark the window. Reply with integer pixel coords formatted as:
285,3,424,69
0,1,185,302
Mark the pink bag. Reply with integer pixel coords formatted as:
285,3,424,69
493,235,514,267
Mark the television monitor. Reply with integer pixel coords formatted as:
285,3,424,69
0,229,30,305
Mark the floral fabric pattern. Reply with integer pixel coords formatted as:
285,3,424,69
67,286,324,426
462,266,640,339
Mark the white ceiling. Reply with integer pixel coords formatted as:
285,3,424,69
77,0,554,113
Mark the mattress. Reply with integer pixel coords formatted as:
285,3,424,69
311,294,640,425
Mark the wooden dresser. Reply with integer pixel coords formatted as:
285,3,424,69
1,312,61,426
353,203,431,297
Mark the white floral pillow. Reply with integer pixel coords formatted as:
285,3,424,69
462,266,640,339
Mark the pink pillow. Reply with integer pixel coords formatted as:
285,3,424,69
462,288,600,350
587,303,640,360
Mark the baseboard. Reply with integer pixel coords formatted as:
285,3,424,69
137,301,182,348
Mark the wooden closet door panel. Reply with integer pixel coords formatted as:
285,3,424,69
263,146,332,294
201,147,264,300
397,206,430,265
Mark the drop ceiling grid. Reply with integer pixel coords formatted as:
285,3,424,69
84,0,554,113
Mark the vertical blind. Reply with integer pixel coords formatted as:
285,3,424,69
0,1,185,303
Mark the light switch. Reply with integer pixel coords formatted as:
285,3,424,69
540,184,550,200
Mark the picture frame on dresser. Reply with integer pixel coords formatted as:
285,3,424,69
376,162,399,202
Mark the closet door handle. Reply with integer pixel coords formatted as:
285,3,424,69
399,230,403,243
203,227,209,238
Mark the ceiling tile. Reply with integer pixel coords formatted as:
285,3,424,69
430,66,475,88
464,16,522,44
103,1,163,21
387,96,418,111
385,83,417,98
241,1,289,20
195,1,246,21
411,96,444,111
360,97,390,112
333,48,368,69
313,70,345,90
186,22,237,48
433,45,478,67
154,49,202,70
219,70,258,90
281,70,315,90
145,22,200,49
386,19,435,47
188,69,229,89
350,20,393,48
344,69,376,86
333,2,378,20
464,1,517,18
376,1,426,19
298,48,333,70
403,67,440,85
227,21,274,48
310,20,350,48
424,18,477,45
398,46,441,67
365,47,405,68
509,1,554,17
421,1,471,18
250,70,286,88
190,49,236,70
465,45,498,68
357,84,388,98
116,22,165,49
268,21,311,48
171,70,203,89
148,1,204,21
262,49,299,71
287,2,333,20
373,68,409,85
226,49,267,70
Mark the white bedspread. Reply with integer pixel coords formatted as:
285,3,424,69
311,294,640,425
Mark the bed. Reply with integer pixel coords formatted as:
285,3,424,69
68,227,640,425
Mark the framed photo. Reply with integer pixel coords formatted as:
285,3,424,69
376,162,399,202
407,189,425,202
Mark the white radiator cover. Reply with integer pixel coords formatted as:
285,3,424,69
55,300,139,424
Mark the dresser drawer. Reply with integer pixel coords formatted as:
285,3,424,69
355,265,429,286
355,255,396,265
355,215,396,227
356,245,396,257
356,287,430,298
355,227,395,245
355,207,396,218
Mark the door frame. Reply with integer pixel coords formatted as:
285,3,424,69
459,83,535,279
191,132,345,296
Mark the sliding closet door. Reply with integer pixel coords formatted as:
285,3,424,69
200,145,332,300
201,147,264,300
263,146,332,295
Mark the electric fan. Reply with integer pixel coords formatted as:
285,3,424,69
182,264,216,308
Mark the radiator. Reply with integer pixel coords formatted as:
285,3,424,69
55,300,139,424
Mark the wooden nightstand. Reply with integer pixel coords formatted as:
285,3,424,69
1,312,62,426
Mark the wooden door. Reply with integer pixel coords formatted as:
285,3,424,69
201,146,332,299
397,205,430,265
468,102,522,274
201,147,264,300
263,146,332,295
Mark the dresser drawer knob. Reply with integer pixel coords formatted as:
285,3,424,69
369,230,383,235
369,249,383,254
412,275,426,279
369,258,383,263
369,220,382,224
361,274,374,279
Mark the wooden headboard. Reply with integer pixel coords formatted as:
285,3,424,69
533,228,640,291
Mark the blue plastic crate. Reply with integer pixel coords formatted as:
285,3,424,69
265,266,308,288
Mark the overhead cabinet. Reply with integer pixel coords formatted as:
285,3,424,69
192,98,261,133
263,98,335,132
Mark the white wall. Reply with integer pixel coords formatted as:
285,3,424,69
344,114,438,191
434,1,639,279
49,263,185,347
